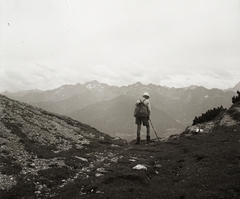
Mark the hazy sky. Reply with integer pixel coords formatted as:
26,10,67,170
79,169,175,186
0,0,240,92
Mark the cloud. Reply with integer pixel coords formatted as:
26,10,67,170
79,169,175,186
203,70,235,80
1,1,239,92
1,62,239,93
0,64,81,92
160,69,240,89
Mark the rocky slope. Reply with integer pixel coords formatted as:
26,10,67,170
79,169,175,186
0,94,240,199
0,94,127,198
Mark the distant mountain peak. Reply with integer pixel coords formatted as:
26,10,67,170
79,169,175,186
84,80,105,90
232,81,240,92
133,82,143,86
85,80,100,84
187,85,199,90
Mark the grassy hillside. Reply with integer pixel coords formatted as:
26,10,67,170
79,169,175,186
0,94,240,198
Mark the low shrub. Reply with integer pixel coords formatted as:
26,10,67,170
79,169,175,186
193,106,226,125
232,91,240,104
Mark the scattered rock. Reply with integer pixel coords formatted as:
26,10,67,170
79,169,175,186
133,164,147,171
95,173,104,177
75,156,88,162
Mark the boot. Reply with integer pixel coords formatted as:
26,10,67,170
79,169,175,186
146,135,150,143
135,137,140,145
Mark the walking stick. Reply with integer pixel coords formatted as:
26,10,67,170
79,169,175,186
149,119,160,141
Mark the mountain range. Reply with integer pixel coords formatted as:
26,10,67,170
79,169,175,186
2,81,239,140
0,92,239,198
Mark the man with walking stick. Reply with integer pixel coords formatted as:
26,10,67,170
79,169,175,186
134,92,151,144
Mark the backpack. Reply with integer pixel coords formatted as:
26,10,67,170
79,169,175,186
134,99,149,118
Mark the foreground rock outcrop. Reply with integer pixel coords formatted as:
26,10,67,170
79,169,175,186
183,101,240,135
0,94,240,199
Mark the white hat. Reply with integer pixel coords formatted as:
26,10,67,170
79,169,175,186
143,92,150,98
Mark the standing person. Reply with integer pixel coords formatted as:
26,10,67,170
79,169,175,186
134,92,151,144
